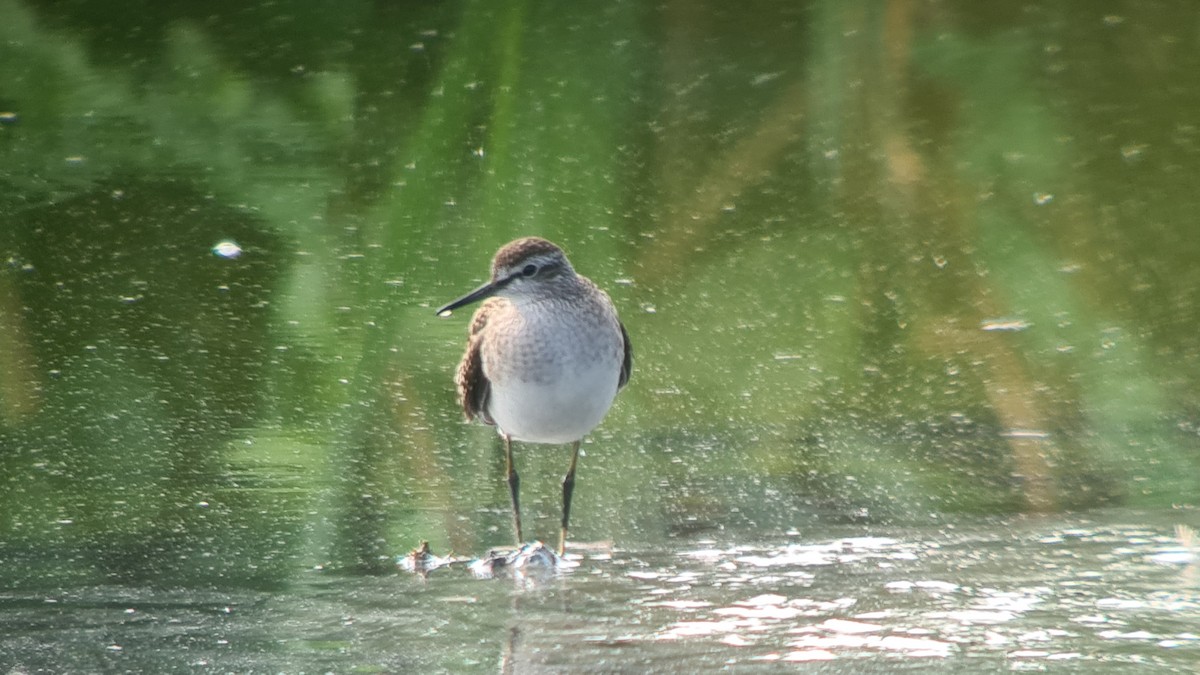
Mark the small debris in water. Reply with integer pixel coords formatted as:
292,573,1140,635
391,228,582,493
1001,429,1050,439
470,541,566,579
980,318,1031,332
397,540,570,579
398,541,465,577
212,239,243,259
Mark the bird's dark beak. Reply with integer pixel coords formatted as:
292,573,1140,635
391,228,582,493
436,276,512,317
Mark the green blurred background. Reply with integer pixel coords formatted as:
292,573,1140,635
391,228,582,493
2,0,1198,586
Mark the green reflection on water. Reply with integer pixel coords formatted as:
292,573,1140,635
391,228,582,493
1,0,1199,598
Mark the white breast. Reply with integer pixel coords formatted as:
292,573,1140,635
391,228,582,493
482,299,624,444
489,359,620,443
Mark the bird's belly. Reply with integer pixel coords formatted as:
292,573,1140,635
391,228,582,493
488,361,619,444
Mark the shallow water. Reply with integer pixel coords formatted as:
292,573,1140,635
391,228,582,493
3,508,1195,672
4,1,1200,672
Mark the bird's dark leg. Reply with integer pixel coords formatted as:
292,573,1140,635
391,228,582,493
559,440,581,556
504,434,523,545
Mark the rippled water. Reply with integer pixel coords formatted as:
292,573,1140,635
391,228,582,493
2,508,1196,672
4,1,1200,672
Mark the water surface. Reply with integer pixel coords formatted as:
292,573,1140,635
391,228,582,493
3,508,1196,672
3,1,1200,672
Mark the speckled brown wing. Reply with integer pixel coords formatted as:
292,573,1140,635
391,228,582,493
456,299,500,425
618,321,632,390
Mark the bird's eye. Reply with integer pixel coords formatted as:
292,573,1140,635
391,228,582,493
522,264,537,277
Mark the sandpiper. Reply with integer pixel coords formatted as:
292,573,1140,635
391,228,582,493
436,237,632,555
